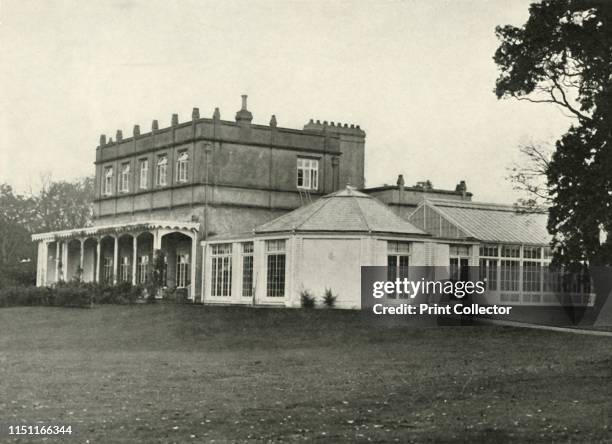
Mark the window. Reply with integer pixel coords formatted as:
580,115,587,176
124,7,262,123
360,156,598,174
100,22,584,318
176,253,190,288
119,162,130,193
241,242,254,298
387,241,410,299
523,261,541,292
103,257,113,283
479,244,498,257
137,255,149,284
479,258,498,291
523,246,541,259
501,245,520,258
120,256,130,282
103,166,113,196
176,151,189,183
500,260,520,291
211,244,232,297
156,155,168,186
266,240,286,297
297,158,319,190
139,159,148,189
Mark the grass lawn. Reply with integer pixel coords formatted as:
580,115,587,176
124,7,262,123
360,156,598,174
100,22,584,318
1,305,611,443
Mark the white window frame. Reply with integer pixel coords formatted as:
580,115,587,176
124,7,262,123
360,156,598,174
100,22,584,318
241,242,254,298
176,151,189,183
103,166,113,196
265,239,286,298
156,155,168,187
211,244,232,297
297,158,319,191
137,255,149,284
119,162,130,193
120,256,131,282
139,159,148,190
176,253,190,288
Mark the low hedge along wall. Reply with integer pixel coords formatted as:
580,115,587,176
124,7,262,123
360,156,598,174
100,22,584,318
0,281,149,308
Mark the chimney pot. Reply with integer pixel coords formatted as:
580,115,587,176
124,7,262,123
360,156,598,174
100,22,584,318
192,107,200,120
152,120,159,131
241,94,248,110
270,115,277,127
116,130,123,142
99,134,107,146
171,113,179,126
213,107,221,120
133,125,140,137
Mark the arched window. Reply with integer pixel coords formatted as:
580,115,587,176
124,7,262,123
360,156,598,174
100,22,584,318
156,155,168,186
119,162,130,193
103,166,113,196
176,151,189,183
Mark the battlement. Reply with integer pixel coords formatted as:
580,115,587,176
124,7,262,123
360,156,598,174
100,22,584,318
303,119,366,137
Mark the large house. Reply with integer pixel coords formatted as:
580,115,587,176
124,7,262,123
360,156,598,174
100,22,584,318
32,97,593,313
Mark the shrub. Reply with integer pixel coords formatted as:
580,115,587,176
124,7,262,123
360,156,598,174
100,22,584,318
322,288,337,308
54,285,92,308
300,290,316,308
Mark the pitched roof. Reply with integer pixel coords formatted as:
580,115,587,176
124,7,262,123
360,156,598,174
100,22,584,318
412,199,550,245
255,187,427,236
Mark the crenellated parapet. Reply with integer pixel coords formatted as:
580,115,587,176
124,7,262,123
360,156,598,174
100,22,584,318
303,118,365,137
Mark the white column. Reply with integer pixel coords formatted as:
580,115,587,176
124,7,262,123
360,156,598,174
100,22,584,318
62,241,69,281
132,235,138,285
42,241,49,286
36,242,43,286
190,233,197,301
95,239,101,283
79,239,85,280
55,241,60,282
153,229,162,251
113,236,119,284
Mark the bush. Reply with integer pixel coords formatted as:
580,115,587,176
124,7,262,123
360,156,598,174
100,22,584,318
300,290,316,308
163,287,189,304
322,288,337,308
0,280,145,309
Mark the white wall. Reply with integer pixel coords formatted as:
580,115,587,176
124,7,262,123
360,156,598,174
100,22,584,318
293,237,365,309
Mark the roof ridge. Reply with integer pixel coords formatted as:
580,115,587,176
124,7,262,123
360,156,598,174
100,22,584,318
353,195,372,232
293,197,333,230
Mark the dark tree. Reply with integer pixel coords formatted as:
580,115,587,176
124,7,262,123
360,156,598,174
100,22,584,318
495,0,612,266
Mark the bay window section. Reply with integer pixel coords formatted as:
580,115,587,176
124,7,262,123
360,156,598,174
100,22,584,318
266,240,286,297
241,242,254,298
211,244,232,297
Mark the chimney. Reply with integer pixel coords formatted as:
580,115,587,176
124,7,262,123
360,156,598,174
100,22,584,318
133,125,140,137
192,107,200,120
213,107,221,121
455,180,468,198
152,120,159,132
99,134,106,146
235,94,253,124
396,174,405,190
171,113,179,126
269,115,277,128
116,130,123,142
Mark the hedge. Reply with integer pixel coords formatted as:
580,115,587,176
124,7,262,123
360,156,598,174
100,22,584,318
0,281,146,308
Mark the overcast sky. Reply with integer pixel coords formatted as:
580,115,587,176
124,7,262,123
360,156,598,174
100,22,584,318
1,0,571,203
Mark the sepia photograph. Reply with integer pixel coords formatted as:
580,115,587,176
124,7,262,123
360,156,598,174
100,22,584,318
1,0,612,442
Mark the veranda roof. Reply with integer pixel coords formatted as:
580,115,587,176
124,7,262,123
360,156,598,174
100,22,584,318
409,199,550,245
31,220,199,242
255,187,427,236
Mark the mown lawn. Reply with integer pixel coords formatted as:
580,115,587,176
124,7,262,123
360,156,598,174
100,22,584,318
1,305,611,443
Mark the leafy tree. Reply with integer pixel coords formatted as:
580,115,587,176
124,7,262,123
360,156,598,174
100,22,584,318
494,0,612,266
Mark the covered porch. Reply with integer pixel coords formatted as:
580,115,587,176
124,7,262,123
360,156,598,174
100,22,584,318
32,220,200,300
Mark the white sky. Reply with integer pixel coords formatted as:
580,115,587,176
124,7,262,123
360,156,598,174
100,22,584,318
0,0,571,202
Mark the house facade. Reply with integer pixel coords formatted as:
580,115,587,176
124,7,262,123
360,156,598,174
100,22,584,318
31,97,594,313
